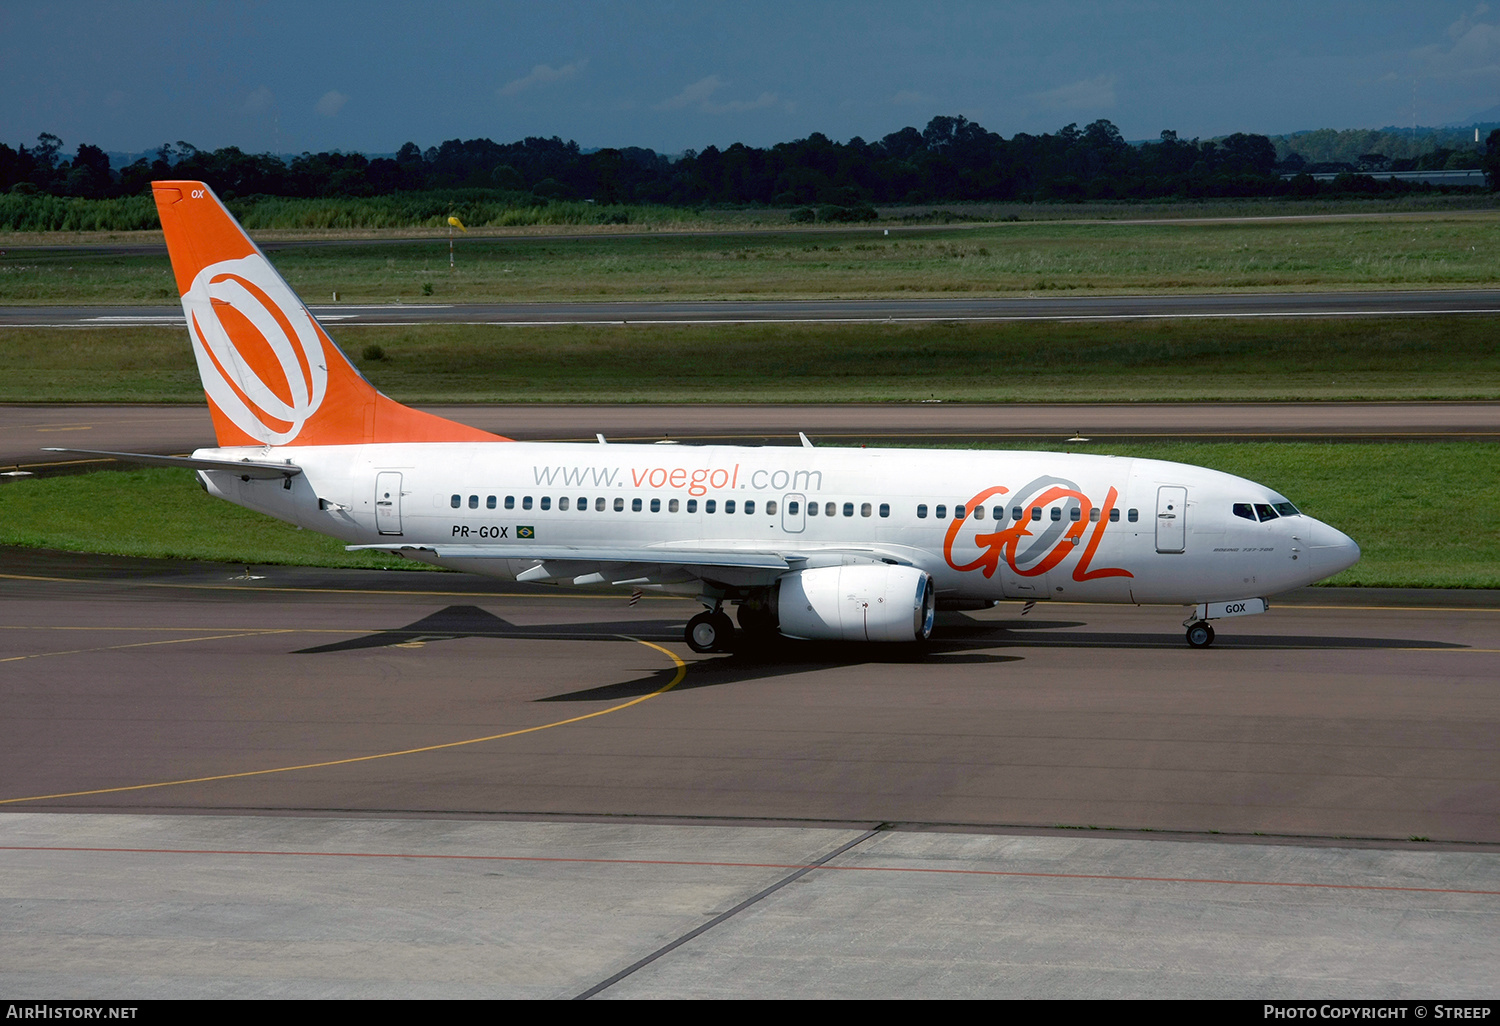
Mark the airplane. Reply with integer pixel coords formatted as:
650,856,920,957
49,181,1361,652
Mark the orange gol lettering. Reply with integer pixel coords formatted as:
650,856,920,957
945,484,1133,583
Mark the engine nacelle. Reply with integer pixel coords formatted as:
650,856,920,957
773,564,936,642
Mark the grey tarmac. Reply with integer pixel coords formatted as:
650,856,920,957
0,550,1497,997
5,401,1499,475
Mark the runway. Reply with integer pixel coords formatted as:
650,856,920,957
1,549,1497,996
7,288,1500,327
6,401,1498,475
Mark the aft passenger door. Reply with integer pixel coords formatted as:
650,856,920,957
375,472,403,535
1155,486,1186,553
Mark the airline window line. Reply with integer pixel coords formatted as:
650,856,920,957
442,492,900,519
447,492,1151,524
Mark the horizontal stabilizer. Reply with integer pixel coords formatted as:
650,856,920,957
42,448,302,479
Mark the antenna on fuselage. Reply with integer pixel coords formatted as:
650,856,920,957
596,433,608,444
799,432,814,448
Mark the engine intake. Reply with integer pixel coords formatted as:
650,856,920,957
773,564,935,642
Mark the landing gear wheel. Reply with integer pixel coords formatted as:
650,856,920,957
686,611,734,653
736,600,775,635
1185,621,1215,648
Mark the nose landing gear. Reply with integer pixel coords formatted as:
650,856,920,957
1185,621,1216,648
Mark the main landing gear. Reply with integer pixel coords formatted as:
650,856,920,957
1185,621,1216,648
686,609,735,653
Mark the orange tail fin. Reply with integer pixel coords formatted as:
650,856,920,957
152,181,505,447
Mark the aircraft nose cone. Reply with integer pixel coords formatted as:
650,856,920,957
1308,519,1361,579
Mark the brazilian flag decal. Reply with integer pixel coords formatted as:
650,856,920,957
517,525,535,539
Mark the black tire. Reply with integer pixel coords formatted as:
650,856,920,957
736,600,775,635
686,611,732,653
710,611,735,646
1186,622,1215,648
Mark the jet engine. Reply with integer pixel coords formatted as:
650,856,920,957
773,564,936,642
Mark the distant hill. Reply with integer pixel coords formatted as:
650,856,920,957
1269,126,1495,165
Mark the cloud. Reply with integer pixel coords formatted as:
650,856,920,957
1414,4,1500,78
498,59,587,97
243,86,275,114
1028,74,1117,112
315,90,348,117
655,75,779,114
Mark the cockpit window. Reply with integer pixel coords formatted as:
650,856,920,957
1233,503,1256,521
1273,501,1300,517
1254,503,1278,522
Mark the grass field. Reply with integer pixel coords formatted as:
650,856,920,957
1,441,1494,588
5,210,1500,305
2,316,1495,403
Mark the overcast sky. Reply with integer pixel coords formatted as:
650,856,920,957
5,1,1500,158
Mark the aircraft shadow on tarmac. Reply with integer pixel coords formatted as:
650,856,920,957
292,605,1465,702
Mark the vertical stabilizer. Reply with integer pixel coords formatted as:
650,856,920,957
152,181,504,447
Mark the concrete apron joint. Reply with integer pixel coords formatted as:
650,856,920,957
574,824,889,999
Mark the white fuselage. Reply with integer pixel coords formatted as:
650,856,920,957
196,440,1360,606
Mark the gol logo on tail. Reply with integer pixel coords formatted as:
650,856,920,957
182,255,328,445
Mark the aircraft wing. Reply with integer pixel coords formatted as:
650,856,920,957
348,542,795,583
42,448,302,479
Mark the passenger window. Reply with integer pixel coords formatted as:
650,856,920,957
1089,508,1100,522
1128,509,1139,522
788,501,798,515
936,505,947,519
650,498,660,512
1031,507,1042,522
614,498,624,511
595,497,605,511
450,494,460,509
632,498,643,512
559,497,569,511
879,503,890,518
726,500,736,513
825,502,836,517
809,502,820,517
706,499,716,513
577,496,586,510
486,495,496,510
670,498,680,513
1255,503,1278,521
1233,503,1256,521
1013,506,1023,522
843,502,854,517
992,506,1003,521
745,500,755,514
522,496,533,510
468,495,479,509
1069,507,1081,522
1051,507,1062,522
973,505,984,520
505,496,515,510
861,502,872,517
540,496,551,511
687,499,698,513
954,505,965,519
766,501,777,515
916,504,927,519
1109,508,1120,522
